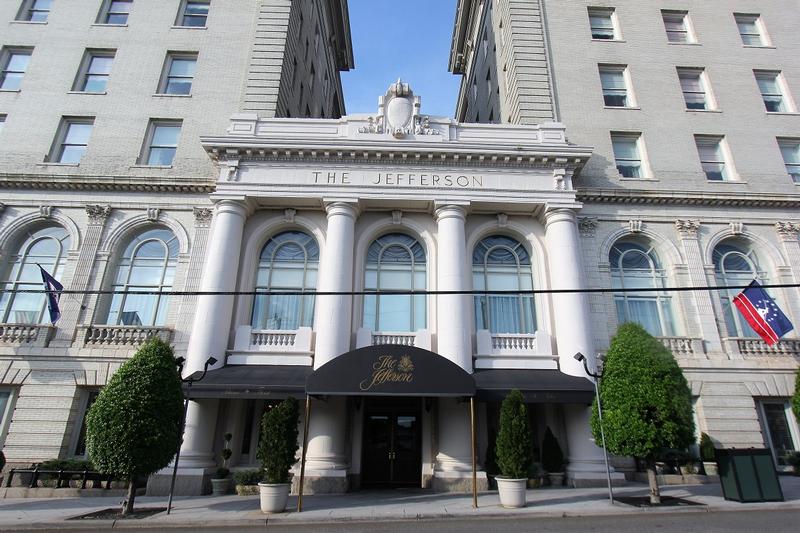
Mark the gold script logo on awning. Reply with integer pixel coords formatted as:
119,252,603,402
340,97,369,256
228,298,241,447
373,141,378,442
359,355,415,391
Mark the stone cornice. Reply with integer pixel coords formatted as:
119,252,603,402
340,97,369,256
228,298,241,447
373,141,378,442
577,188,800,209
0,173,215,193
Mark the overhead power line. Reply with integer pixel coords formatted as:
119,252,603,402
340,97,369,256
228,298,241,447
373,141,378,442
5,282,800,297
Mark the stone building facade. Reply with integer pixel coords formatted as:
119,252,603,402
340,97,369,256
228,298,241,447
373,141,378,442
451,0,800,469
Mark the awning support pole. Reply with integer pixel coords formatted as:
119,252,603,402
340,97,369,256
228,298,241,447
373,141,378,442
470,396,478,508
297,395,312,512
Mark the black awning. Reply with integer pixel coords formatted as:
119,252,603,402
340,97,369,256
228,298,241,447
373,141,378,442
186,365,311,399
473,369,594,404
306,344,475,397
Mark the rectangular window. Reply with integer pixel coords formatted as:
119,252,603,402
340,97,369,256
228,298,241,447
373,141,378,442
611,133,644,178
0,115,5,134
599,65,631,107
755,71,791,113
778,139,800,184
309,65,315,93
98,0,132,25
51,117,94,164
74,50,115,93
1,49,32,91
17,0,51,22
735,13,768,46
662,10,694,43
0,389,15,448
588,7,618,40
695,136,729,181
678,68,712,110
159,53,197,95
142,120,181,166
177,0,209,27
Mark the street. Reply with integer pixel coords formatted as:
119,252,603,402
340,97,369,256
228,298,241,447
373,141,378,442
2,509,797,533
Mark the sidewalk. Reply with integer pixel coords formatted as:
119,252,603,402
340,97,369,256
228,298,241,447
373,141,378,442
0,476,798,529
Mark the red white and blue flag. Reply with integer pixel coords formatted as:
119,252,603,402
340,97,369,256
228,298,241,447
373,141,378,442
38,265,63,325
732,280,794,346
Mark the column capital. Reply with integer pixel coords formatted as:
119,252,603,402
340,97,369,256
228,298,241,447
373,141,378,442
85,204,112,226
544,207,577,227
214,199,249,218
775,221,800,241
433,203,468,223
193,207,214,228
324,200,360,220
675,219,701,239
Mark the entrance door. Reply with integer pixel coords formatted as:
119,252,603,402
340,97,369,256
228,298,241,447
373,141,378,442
362,402,421,486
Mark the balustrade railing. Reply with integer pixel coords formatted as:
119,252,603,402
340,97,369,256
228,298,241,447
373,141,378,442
81,325,172,347
251,330,298,348
657,336,703,357
372,333,417,346
490,333,538,351
0,324,53,346
737,338,800,357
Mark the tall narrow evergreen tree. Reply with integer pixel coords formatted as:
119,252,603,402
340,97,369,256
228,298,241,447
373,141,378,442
86,337,184,515
495,389,532,479
590,323,695,504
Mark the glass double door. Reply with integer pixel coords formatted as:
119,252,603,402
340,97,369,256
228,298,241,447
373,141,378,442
362,401,421,487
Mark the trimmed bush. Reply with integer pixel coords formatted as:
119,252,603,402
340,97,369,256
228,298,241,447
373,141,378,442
590,323,695,504
541,426,565,473
257,398,299,484
85,337,183,515
495,389,532,479
234,469,264,486
699,433,716,462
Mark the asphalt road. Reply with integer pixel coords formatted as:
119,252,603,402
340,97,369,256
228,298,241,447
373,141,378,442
4,509,798,533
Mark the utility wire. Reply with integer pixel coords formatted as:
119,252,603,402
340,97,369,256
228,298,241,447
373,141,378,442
5,282,800,296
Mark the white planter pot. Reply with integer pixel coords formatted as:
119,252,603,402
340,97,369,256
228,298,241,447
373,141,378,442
259,482,290,513
496,477,527,508
703,462,718,476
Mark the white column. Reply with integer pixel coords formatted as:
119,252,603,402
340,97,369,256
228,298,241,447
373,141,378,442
433,204,484,490
434,204,471,370
303,201,358,490
180,199,247,469
545,208,619,486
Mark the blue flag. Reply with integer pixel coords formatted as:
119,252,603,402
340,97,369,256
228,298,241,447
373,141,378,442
733,280,794,345
39,265,64,325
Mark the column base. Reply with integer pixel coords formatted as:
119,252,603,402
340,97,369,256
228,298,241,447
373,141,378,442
146,467,211,496
431,470,488,492
291,468,349,494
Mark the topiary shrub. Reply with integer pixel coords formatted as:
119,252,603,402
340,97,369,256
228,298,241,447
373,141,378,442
85,337,183,515
590,323,695,504
495,389,532,479
234,468,264,486
541,426,565,473
257,398,299,484
699,433,716,463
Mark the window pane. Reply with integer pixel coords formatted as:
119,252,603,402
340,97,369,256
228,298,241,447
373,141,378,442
83,75,107,92
762,403,796,464
152,125,180,146
65,123,93,144
147,147,176,165
612,138,638,159
169,58,196,77
88,56,113,75
59,145,86,164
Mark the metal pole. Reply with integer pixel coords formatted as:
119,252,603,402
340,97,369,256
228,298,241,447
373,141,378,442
297,395,312,512
594,377,614,504
470,396,478,509
167,382,191,515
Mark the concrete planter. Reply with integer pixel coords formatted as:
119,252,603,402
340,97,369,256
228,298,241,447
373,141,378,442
703,462,718,476
496,477,527,508
259,482,290,513
210,478,230,496
547,472,565,487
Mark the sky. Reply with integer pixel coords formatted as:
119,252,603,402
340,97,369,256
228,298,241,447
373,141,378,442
341,0,462,118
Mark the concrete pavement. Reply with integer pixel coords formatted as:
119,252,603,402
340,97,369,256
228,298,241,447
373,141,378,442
0,476,798,529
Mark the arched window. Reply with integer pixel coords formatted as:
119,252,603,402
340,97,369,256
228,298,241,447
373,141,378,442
713,241,764,337
0,226,71,324
251,230,318,330
106,228,179,326
363,233,426,332
610,240,675,336
473,235,536,334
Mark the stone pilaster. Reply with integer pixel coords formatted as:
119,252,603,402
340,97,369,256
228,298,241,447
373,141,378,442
774,221,800,332
51,205,112,347
674,219,722,355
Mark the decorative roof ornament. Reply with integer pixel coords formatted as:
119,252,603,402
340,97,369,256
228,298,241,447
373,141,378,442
358,79,439,138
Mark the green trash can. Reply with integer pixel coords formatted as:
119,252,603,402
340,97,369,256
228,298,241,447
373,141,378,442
716,449,784,502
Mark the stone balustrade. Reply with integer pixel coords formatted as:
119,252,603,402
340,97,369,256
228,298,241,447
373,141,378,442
474,330,556,369
80,325,173,347
657,336,705,357
0,324,53,347
228,326,314,366
736,338,800,358
355,328,432,350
